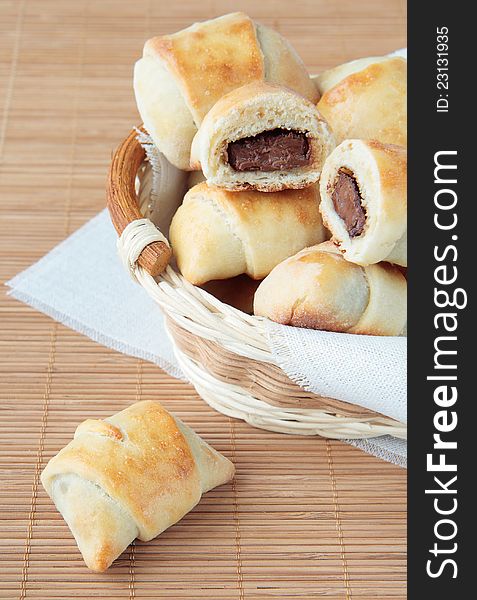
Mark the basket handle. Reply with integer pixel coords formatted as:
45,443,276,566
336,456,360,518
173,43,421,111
107,127,172,277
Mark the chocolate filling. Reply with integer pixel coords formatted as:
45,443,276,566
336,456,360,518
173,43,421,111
331,169,366,237
227,129,311,172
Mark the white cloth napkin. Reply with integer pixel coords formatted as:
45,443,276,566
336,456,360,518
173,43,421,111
266,323,406,424
7,211,183,381
6,210,406,467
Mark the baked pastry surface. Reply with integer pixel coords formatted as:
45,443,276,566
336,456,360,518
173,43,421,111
254,242,407,336
169,181,329,285
41,401,235,572
316,57,407,147
134,12,319,170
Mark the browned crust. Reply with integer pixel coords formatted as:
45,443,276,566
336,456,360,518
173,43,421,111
317,58,407,146
145,13,264,123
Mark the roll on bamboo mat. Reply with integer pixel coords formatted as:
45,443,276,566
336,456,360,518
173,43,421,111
0,1,407,598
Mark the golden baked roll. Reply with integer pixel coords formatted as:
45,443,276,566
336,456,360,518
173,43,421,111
254,242,407,336
316,56,407,147
319,139,407,267
169,182,329,285
134,12,319,170
190,82,335,192
315,55,394,95
41,401,234,572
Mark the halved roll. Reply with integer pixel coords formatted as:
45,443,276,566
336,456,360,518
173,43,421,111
316,56,407,147
319,139,407,267
169,182,329,285
190,82,335,192
134,12,319,170
254,242,407,336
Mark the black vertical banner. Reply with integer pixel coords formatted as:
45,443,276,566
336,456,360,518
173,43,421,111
408,2,473,598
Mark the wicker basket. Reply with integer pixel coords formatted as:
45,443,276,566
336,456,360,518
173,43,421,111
107,128,407,440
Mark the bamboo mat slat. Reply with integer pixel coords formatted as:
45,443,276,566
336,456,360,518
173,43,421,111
0,1,407,598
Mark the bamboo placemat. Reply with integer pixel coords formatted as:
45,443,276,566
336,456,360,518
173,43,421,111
0,1,407,598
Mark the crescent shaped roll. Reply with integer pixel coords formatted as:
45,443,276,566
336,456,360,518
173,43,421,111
254,242,407,336
134,12,318,170
190,82,335,192
316,56,407,147
169,182,329,285
319,139,407,267
41,401,234,572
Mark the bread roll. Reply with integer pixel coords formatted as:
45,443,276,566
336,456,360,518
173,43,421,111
134,12,318,170
319,139,407,267
314,55,394,95
254,242,407,336
316,56,406,147
41,401,234,572
169,182,329,285
190,82,335,192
